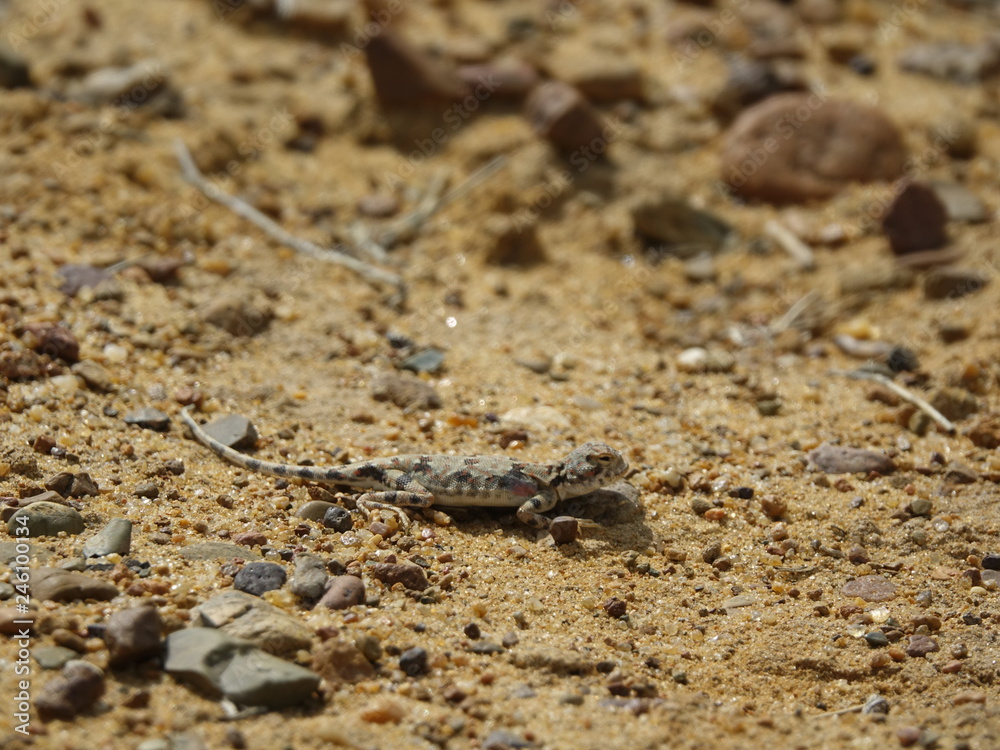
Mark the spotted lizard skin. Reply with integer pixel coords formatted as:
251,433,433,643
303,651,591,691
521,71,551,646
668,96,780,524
180,406,628,528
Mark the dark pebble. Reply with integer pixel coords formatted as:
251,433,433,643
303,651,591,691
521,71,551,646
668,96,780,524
905,634,940,658
28,324,79,362
603,598,627,618
809,443,895,475
106,606,163,667
548,516,579,544
525,80,606,153
233,561,287,597
883,181,948,256
399,646,428,676
134,482,159,499
369,562,429,592
323,506,353,532
463,622,481,640
35,661,105,720
982,554,1000,571
864,631,889,649
123,408,170,431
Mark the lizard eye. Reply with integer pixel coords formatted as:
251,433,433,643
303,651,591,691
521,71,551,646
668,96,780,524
593,453,614,466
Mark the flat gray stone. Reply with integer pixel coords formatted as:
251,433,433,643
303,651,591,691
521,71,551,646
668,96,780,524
631,195,732,259
31,567,118,602
123,407,171,431
200,414,258,450
399,348,445,374
808,443,895,475
0,541,53,564
192,590,313,657
34,645,78,670
295,500,338,522
179,542,261,561
290,554,328,600
164,627,319,708
83,518,133,557
7,501,85,537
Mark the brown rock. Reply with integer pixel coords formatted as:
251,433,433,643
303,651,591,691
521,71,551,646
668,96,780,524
525,81,607,153
0,606,35,634
808,443,895,475
905,634,940,658
457,59,539,101
311,637,376,685
31,568,118,602
319,575,365,609
106,606,163,667
721,93,906,204
967,412,1000,449
0,349,45,380
549,516,579,544
369,562,429,591
842,575,897,603
483,214,546,266
35,661,105,721
546,43,644,102
26,324,80,362
364,30,468,108
883,182,949,256
923,267,989,300
201,295,273,337
371,371,441,411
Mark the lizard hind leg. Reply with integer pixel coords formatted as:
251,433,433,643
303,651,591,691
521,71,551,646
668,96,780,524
356,490,434,532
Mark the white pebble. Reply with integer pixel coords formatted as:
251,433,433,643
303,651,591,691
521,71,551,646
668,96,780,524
103,344,128,363
676,347,707,373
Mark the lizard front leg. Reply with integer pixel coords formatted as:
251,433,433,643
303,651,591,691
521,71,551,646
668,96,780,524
517,489,559,529
354,471,433,531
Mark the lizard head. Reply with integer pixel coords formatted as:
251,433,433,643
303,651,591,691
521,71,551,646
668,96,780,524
556,442,629,497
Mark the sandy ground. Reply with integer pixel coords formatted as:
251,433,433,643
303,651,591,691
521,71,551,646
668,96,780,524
1,0,1000,748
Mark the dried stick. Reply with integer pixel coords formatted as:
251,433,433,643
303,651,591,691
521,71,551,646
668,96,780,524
174,139,403,290
770,290,820,334
765,219,816,271
837,369,956,434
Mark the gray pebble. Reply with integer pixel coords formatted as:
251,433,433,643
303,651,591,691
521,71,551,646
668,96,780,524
124,408,171,431
399,348,445,374
908,498,932,517
8,501,85,537
399,646,428,676
924,267,989,301
233,562,287,597
0,582,13,599
630,194,732,259
83,518,133,557
200,414,259,450
372,371,442,410
295,500,338,522
71,360,114,393
31,567,118,602
323,506,353,532
290,554,328,600
135,482,159,499
483,729,535,749
179,542,262,561
842,575,897,602
192,590,312,657
808,443,895,475
33,645,78,670
864,632,889,649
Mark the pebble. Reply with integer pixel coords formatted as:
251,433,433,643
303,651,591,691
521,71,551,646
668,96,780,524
525,80,607,153
905,634,940,658
179,542,262,561
944,461,978,485
233,562,287,597
310,637,376,685
483,730,535,749
842,575,897,603
862,694,890,715
34,645,78,670
35,660,105,721
864,632,889,649
369,562,429,591
290,554,329,600
295,500,339,522
0,349,45,380
400,348,445,374
909,498,933,517
982,554,1000,571
232,531,267,547
967,412,1000,449
8,501,85,537
193,590,313,657
201,295,273,337
32,567,118,602
124,407,171,432
549,516,579,544
923,268,989,300
356,193,400,218
882,182,949,256
896,727,923,747
545,42,644,102
135,482,159,499
323,506,354,532
482,214,546,266
808,443,895,475
371,371,441,411
721,594,757,610
0,44,30,88
363,30,467,108
319,575,365,610
630,195,732,259
899,39,1000,84
457,58,538,101
83,518,133,557
721,94,906,203
106,606,163,666
199,414,259,450
399,646,428,676
360,698,406,724
0,541,52,564
929,181,988,223
26,323,80,362
164,627,319,708
69,59,182,116
70,473,99,497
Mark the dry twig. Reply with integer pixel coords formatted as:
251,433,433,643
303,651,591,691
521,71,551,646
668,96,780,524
836,369,956,434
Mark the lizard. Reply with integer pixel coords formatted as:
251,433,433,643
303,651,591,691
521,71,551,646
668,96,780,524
180,406,628,530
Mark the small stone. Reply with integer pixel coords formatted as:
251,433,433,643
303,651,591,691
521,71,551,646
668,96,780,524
201,295,273,337
69,473,99,498
549,516,579,544
311,638,376,685
233,562,287,596
44,472,75,496
364,30,467,108
721,94,906,204
179,542,262,561
842,575,897,603
967,412,1000,449
83,518,133,557
193,590,312,657
897,727,922,747
923,268,989,300
721,594,757,610
70,60,182,115
320,575,365,610
36,661,105,721
134,482,159,499
0,43,30,88
603,598,627,618
291,554,328,600
0,349,44,380
883,182,949,257
106,606,163,666
457,58,538,101
848,545,870,564
232,531,267,547
525,80,607,153
369,562,429,591
546,42,643,102
57,264,113,297
360,698,406,724
295,500,338,522
631,195,732,259
808,443,895,475
399,348,445,375
399,646,428,676
27,324,79,362
200,414,259,450
8,501,85,537
982,554,1000,571
905,634,940,658
31,568,118,602
483,214,546,266
929,181,988,223
322,506,354,532
862,694,890,714
864,632,889,649
371,371,441,411
908,498,932,517
123,407,171,431
483,730,535,749
34,645,78,670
